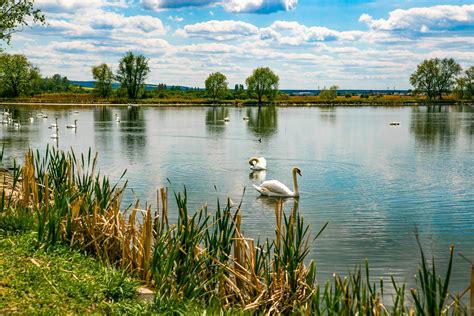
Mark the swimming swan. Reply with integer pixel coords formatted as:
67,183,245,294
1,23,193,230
253,167,302,197
249,157,267,171
115,114,121,122
50,118,58,129
66,120,77,129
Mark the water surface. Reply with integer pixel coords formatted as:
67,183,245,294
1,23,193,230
1,104,473,293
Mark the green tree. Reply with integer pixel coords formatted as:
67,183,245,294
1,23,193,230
410,58,462,100
319,85,338,100
465,66,474,99
205,72,227,103
454,77,466,100
92,63,113,98
115,52,150,99
0,0,44,44
0,53,39,96
245,67,279,104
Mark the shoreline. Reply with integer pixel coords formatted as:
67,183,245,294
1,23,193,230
0,100,471,107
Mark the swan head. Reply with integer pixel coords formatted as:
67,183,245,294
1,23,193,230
293,167,302,177
248,157,259,166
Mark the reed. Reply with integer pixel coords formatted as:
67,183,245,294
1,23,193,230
0,146,470,314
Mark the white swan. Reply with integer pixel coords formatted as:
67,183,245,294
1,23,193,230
115,114,121,122
243,116,250,121
253,167,302,197
50,118,58,129
249,157,267,171
50,129,59,139
66,119,77,129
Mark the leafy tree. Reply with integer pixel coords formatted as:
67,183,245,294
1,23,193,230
410,58,462,100
454,77,466,100
92,63,113,98
0,53,39,96
205,72,227,102
42,74,69,92
319,85,338,100
0,0,44,44
245,67,279,104
465,66,474,98
115,52,150,99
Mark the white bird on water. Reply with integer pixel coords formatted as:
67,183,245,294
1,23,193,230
115,114,121,122
253,167,302,197
249,157,267,171
51,128,59,139
66,119,77,129
50,118,58,129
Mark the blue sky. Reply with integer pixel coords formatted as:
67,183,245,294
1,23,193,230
6,0,474,89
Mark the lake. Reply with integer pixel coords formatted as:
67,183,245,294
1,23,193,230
1,104,473,293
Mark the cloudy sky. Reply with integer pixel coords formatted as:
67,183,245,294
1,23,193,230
6,0,474,89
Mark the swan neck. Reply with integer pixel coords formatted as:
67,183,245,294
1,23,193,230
292,169,299,196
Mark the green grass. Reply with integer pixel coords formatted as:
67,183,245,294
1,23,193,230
0,231,148,314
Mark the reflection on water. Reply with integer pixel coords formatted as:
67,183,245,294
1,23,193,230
0,104,473,294
319,106,337,124
249,170,266,182
206,107,229,135
245,106,278,138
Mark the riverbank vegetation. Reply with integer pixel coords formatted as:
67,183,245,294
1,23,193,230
0,146,472,314
0,51,472,106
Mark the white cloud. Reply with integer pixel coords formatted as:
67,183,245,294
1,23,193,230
35,0,129,12
222,0,297,13
141,0,297,14
176,20,259,40
168,16,184,22
359,4,474,32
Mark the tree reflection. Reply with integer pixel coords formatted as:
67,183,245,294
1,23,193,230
319,106,337,124
205,107,229,135
410,105,463,148
93,106,113,122
245,106,278,139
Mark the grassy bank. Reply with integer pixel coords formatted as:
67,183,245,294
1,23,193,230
0,146,472,314
0,231,147,314
0,92,467,106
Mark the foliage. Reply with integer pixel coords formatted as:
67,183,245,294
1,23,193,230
0,53,40,97
246,67,279,104
0,232,146,314
0,0,44,44
115,52,150,99
464,66,474,99
40,74,70,93
92,63,113,98
205,72,228,102
410,58,462,100
319,85,338,100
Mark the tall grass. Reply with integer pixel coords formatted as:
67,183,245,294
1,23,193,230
0,146,470,314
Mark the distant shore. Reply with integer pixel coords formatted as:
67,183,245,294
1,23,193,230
0,93,471,107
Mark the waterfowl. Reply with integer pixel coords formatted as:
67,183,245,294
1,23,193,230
389,122,401,126
115,114,121,122
253,167,302,197
249,157,267,171
224,117,230,122
50,128,59,139
66,119,77,129
50,118,58,129
243,116,250,121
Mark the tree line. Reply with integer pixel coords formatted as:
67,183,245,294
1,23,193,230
410,58,474,100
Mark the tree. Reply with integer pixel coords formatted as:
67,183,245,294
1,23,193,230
410,58,462,100
0,0,44,44
205,72,227,102
465,66,474,98
92,63,113,98
0,53,38,96
454,77,466,100
319,85,338,100
115,52,150,99
245,67,279,104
